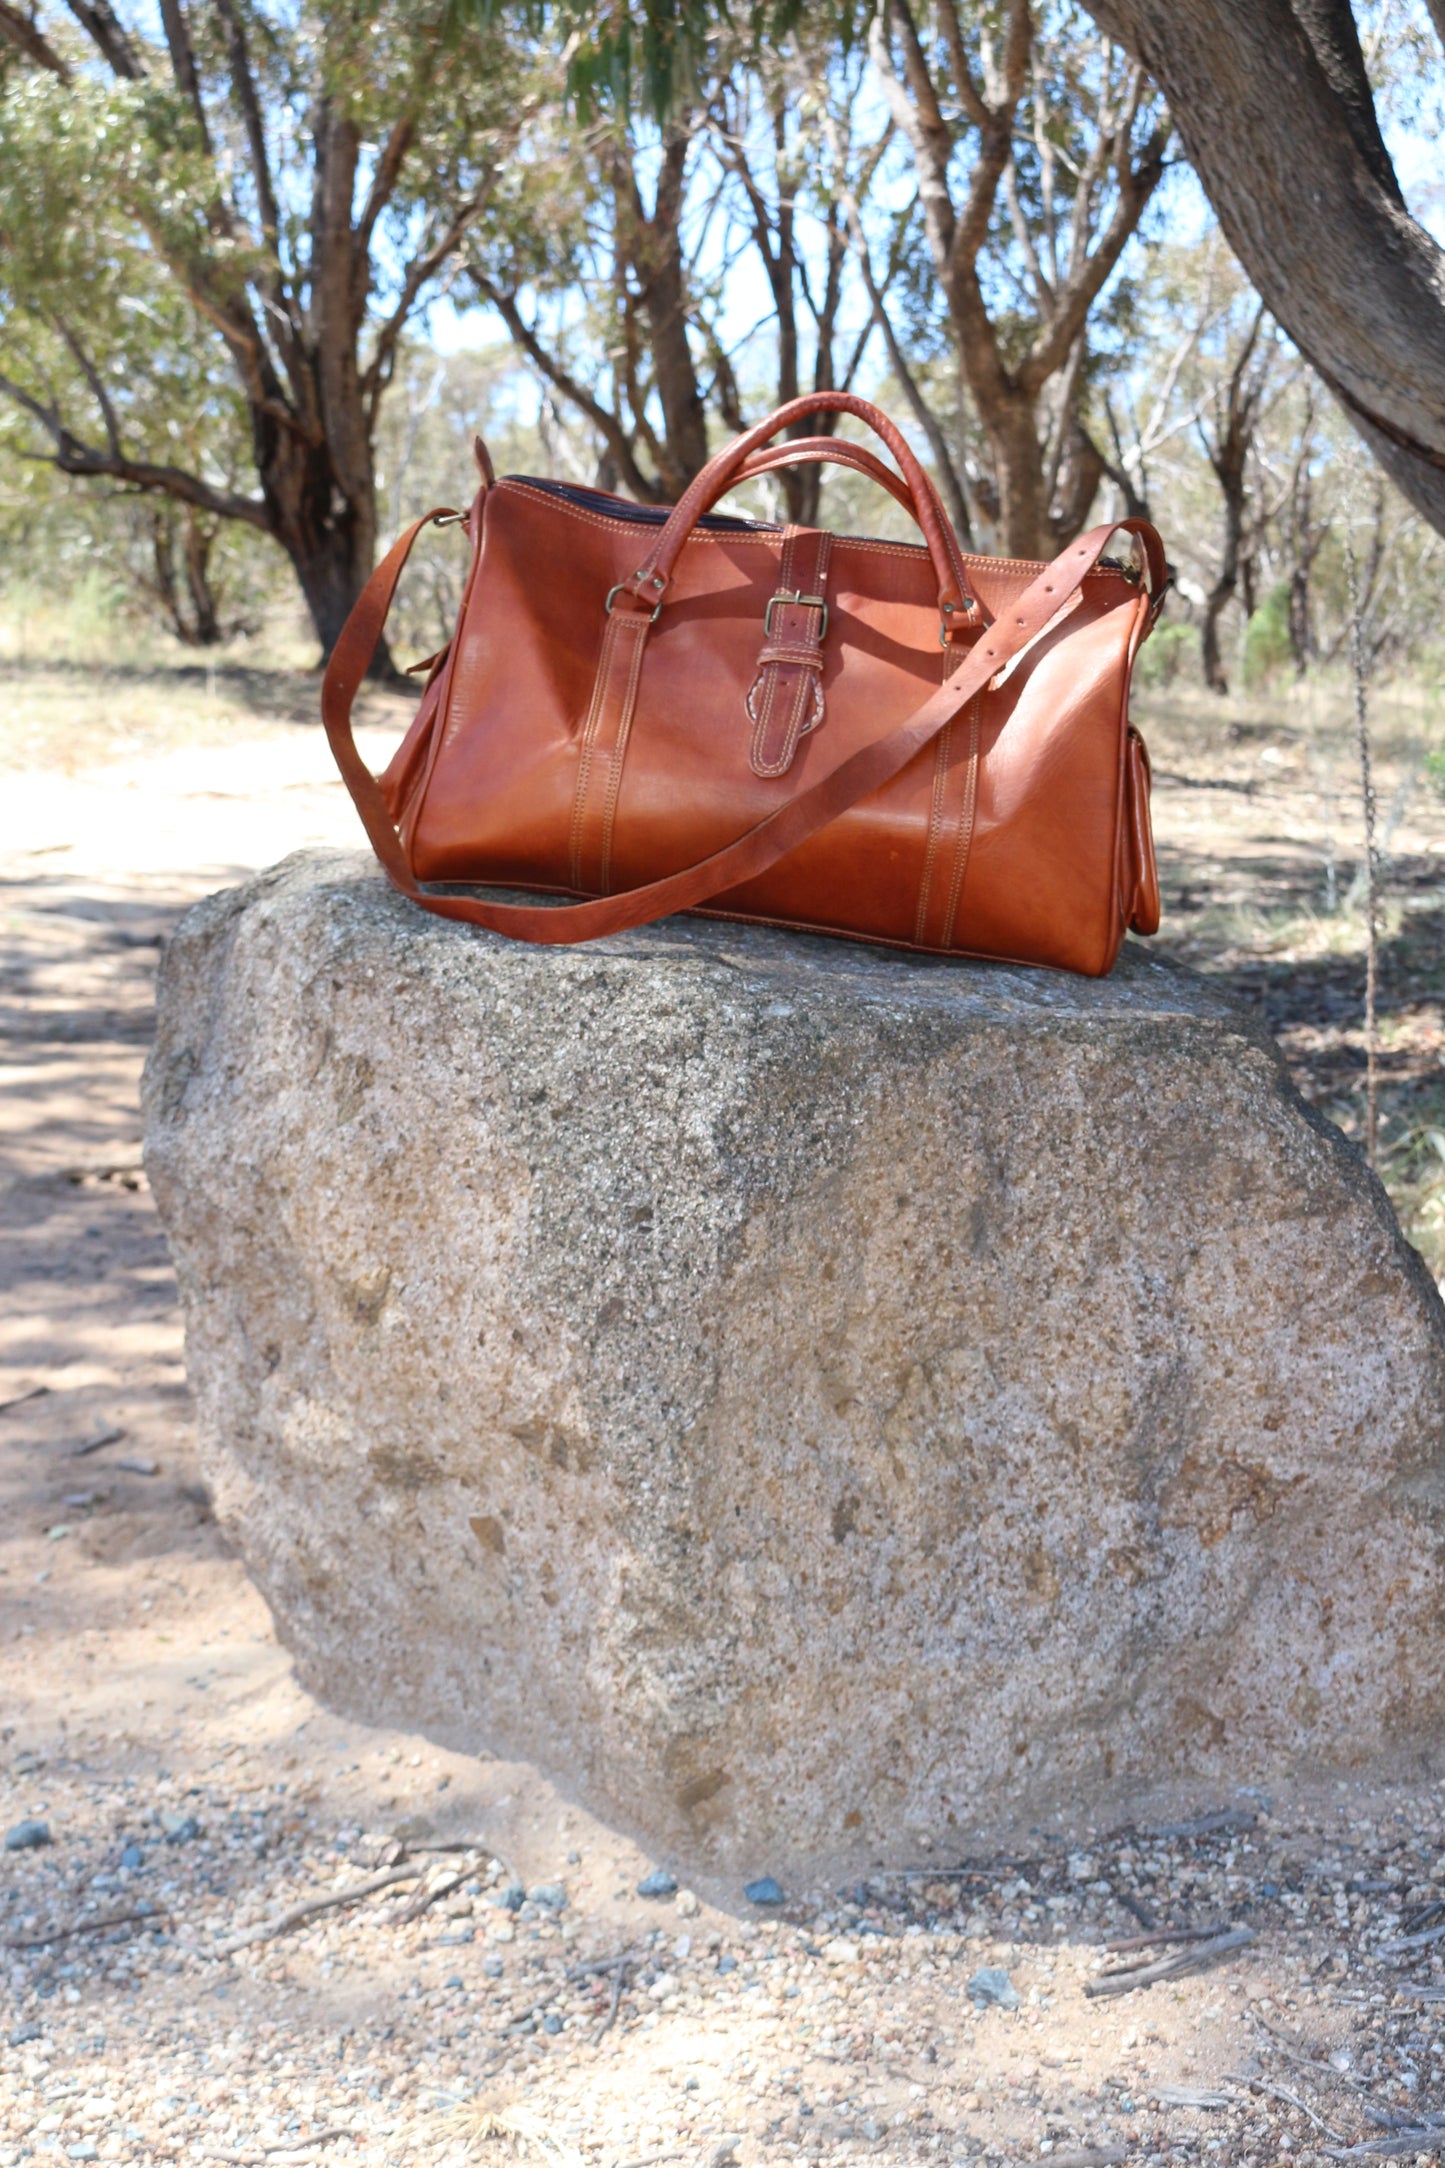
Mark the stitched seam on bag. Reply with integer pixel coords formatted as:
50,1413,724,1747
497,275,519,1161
913,638,965,945
570,612,623,891
914,716,952,946
941,693,982,949
597,614,650,895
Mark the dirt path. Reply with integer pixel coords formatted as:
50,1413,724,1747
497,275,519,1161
2,682,1443,2168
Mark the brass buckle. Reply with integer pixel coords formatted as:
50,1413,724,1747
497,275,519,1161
605,583,662,623
765,590,828,639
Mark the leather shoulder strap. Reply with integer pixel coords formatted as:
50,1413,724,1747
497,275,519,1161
321,513,1164,948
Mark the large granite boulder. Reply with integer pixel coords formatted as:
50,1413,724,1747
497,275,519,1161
143,850,1445,1876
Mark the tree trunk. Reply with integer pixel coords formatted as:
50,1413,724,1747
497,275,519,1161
256,406,392,671
1079,0,1445,536
180,511,222,645
1202,470,1246,693
1288,564,1313,674
627,133,710,501
984,388,1053,560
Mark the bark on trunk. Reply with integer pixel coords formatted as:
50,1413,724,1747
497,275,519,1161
980,388,1052,560
1202,468,1246,694
624,133,710,501
1079,0,1445,536
256,399,387,666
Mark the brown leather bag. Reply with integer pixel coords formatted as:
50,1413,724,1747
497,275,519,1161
323,392,1165,976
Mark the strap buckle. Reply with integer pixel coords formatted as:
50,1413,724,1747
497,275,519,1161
605,583,662,624
765,590,828,640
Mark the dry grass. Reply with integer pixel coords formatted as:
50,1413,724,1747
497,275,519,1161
1136,668,1445,1283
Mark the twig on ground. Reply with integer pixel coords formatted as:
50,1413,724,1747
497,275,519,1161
1324,2138,1445,2161
200,2132,352,2164
1381,1919,1445,1955
0,1383,48,1415
215,1864,420,1955
1106,1921,1229,1953
390,1866,468,1925
1145,1809,1259,1839
5,1905,165,1949
1224,2071,1347,2141
594,1953,632,2040
1112,1887,1158,1932
1085,1925,1254,1998
66,1425,124,1457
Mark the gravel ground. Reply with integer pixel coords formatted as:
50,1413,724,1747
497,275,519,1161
4,1760,1445,2166
2,686,1444,2168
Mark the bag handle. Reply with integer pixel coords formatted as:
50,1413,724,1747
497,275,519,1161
733,435,917,515
613,393,978,634
322,507,1165,948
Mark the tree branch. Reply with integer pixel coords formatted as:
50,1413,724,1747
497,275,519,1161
355,117,416,262
835,178,973,545
1019,119,1169,391
363,174,498,422
0,370,272,529
51,315,122,458
63,0,143,78
156,0,208,143
870,0,957,269
1077,0,1445,534
0,0,70,77
212,0,281,253
474,276,663,505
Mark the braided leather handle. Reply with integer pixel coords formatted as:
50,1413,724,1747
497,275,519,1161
321,504,1164,947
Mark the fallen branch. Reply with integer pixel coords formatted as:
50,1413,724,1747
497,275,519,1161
5,1905,165,1950
67,1425,124,1458
215,1864,419,1955
1106,1921,1229,1954
1324,2138,1445,2161
1084,1925,1255,1999
200,2132,352,2164
1381,1918,1445,1956
1146,1809,1259,1839
567,1948,641,1979
0,1383,48,1415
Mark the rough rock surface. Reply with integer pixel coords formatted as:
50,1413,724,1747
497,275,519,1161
143,849,1445,1875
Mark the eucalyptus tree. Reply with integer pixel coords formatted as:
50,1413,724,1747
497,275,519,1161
466,46,884,516
866,0,1171,558
0,0,520,659
1079,0,1445,540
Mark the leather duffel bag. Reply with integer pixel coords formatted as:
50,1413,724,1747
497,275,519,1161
323,391,1165,976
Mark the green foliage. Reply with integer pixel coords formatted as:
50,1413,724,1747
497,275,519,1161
1425,748,1445,801
1136,618,1199,688
452,0,849,119
1242,582,1293,686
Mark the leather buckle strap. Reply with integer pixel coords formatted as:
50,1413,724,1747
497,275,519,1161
765,589,829,640
748,527,833,780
